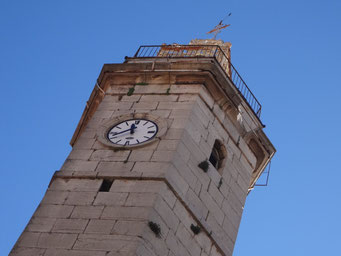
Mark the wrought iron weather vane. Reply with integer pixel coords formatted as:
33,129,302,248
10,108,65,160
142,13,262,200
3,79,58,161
207,12,232,39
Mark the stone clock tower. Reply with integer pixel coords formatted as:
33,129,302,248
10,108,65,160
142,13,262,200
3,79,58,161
10,40,275,256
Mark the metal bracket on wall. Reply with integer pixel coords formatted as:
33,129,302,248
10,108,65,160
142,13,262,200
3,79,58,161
255,160,272,187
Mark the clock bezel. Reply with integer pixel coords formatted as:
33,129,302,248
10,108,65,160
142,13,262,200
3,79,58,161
97,113,167,149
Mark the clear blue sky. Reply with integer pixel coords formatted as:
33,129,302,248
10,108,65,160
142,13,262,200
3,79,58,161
1,0,340,255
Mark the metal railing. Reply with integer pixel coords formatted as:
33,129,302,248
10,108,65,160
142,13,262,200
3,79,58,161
134,45,262,118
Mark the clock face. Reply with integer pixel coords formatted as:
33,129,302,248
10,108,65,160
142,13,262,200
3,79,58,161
107,119,158,146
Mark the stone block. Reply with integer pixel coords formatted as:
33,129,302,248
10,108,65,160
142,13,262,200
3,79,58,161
92,110,113,119
172,152,197,190
148,208,170,240
211,118,228,141
71,206,104,219
210,246,225,256
194,179,202,195
101,206,151,220
175,223,201,256
208,182,224,207
239,153,254,177
222,216,238,242
199,190,224,225
102,95,120,103
212,103,226,123
193,98,215,126
151,150,175,162
226,191,243,217
134,84,169,94
229,180,247,206
223,116,240,143
165,232,191,256
231,154,251,182
158,101,193,110
199,137,213,157
112,109,134,117
187,158,210,192
180,130,206,162
41,191,68,205
178,94,198,102
149,109,171,118
170,84,203,94
159,184,177,209
128,150,153,162
194,232,212,255
85,219,116,234
165,165,189,198
206,164,222,187
52,219,88,233
132,162,170,175
164,128,185,140
61,159,98,172
79,130,96,139
65,191,97,205
10,247,45,256
157,140,179,151
199,87,214,109
172,201,195,234
38,233,77,249
185,116,208,143
169,109,192,118
16,232,40,247
236,171,250,192
154,197,179,232
136,244,157,256
44,249,107,256
110,180,163,193
96,162,134,173
98,101,133,111
169,118,188,129
140,94,178,102
132,101,158,110
87,117,106,129
73,138,96,150
205,213,234,255
73,234,139,251
94,192,128,206
121,94,141,102
125,192,158,207
90,150,130,162
176,142,191,162
184,189,208,221
221,200,241,229
35,205,74,218
238,138,257,169
106,85,131,94
68,149,93,161
26,217,56,233
112,220,146,236
49,178,102,192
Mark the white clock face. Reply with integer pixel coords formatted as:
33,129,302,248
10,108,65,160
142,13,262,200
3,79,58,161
107,119,158,146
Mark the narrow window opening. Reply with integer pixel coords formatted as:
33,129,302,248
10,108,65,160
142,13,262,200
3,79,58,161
209,147,219,169
209,140,227,175
99,179,113,192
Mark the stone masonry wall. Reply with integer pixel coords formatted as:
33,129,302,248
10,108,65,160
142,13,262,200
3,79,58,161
11,80,258,256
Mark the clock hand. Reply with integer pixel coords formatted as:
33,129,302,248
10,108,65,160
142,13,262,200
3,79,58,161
109,128,132,136
130,124,137,134
110,124,138,137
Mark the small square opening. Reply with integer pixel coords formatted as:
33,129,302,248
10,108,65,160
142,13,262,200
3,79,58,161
99,179,113,192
